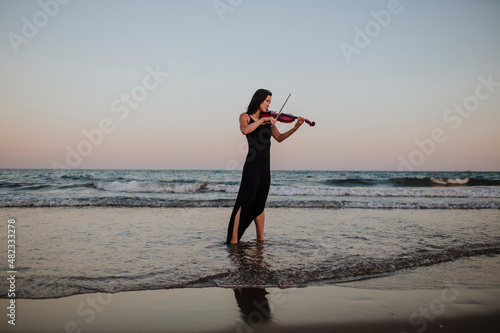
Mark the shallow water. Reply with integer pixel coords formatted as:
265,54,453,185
1,207,499,299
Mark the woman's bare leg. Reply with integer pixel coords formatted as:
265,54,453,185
230,207,242,244
255,210,265,241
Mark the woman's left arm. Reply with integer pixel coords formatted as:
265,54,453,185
271,117,305,143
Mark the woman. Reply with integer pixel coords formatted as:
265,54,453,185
226,89,305,244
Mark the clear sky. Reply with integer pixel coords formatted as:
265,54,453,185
1,0,499,171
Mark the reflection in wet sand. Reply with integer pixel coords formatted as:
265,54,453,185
228,242,273,327
234,287,272,326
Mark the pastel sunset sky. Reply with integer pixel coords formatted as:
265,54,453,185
1,0,499,171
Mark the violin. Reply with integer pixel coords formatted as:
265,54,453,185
261,110,316,127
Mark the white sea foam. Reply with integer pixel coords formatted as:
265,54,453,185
94,181,216,193
269,186,499,198
431,177,470,185
92,181,500,198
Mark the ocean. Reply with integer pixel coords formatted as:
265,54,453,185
1,169,499,299
1,169,500,209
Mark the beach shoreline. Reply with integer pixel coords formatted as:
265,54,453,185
1,205,499,332
1,284,499,333
1,207,500,296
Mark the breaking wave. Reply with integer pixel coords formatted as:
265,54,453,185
91,181,500,198
93,181,231,193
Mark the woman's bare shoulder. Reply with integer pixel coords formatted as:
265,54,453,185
239,113,250,122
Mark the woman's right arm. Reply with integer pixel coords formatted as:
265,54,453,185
239,113,271,135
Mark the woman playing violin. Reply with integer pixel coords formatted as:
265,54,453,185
226,89,305,244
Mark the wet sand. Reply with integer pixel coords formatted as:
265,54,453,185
1,207,499,332
1,284,499,333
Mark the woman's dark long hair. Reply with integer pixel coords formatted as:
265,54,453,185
246,89,272,115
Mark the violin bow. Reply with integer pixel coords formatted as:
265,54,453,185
275,93,291,120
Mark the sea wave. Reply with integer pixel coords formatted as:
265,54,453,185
0,182,53,190
205,244,500,289
94,181,212,193
93,181,240,193
430,177,469,185
8,243,500,299
1,197,499,209
0,182,25,188
325,177,500,187
271,186,500,198
90,181,500,198
323,178,378,187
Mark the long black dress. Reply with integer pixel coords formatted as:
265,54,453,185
226,117,272,244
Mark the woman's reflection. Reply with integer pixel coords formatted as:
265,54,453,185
228,242,273,326
234,287,272,326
